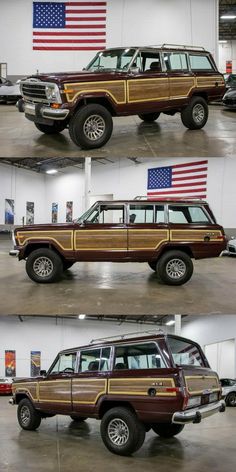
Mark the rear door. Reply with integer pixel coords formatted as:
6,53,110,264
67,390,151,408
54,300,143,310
163,51,195,105
188,52,225,100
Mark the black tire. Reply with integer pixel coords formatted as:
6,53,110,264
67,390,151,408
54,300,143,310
17,398,41,431
100,407,146,456
148,261,157,271
181,96,208,130
35,122,66,134
138,112,160,122
26,248,63,283
70,415,87,422
152,423,184,438
226,392,236,407
69,104,113,149
63,261,74,271
157,250,193,286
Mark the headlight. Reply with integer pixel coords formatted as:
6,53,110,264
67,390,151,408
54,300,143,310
186,396,201,408
45,85,58,101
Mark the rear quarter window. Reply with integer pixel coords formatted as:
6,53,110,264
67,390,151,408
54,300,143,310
189,54,214,71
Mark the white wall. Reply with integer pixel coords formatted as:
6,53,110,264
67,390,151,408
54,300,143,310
0,0,219,76
205,339,235,378
0,317,170,377
219,41,236,73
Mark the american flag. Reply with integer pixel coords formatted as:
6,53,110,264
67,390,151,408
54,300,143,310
147,160,208,199
32,1,106,50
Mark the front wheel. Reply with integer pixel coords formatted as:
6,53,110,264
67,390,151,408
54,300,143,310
17,398,41,431
100,407,146,456
35,122,66,134
26,248,63,283
69,104,113,149
226,392,236,406
63,261,74,271
181,96,208,130
138,112,160,122
152,423,184,438
157,250,193,285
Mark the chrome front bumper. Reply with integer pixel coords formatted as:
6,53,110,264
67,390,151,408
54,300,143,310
172,400,225,424
24,102,69,120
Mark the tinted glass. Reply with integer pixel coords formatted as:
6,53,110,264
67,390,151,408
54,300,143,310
168,205,210,224
79,347,111,372
164,53,188,71
114,342,166,370
168,337,204,367
189,54,214,70
141,52,162,72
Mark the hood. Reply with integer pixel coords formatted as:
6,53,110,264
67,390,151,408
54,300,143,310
14,223,76,232
24,69,125,85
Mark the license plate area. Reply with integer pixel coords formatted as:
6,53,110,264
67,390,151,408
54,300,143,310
201,392,218,405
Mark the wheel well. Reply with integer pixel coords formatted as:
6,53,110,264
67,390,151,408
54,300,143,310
23,243,64,261
191,92,208,103
158,246,194,259
15,393,32,404
74,97,116,116
98,401,136,419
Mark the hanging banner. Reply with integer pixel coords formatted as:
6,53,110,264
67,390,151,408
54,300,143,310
52,202,58,223
66,201,73,222
5,350,16,377
26,201,35,224
30,351,41,377
5,199,14,224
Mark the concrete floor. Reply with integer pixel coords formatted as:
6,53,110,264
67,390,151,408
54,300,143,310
0,103,236,158
0,239,236,316
0,396,235,472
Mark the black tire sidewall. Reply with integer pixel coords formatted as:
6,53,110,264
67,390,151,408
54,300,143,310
35,122,66,134
69,104,113,149
157,250,193,285
26,248,63,283
226,392,236,406
138,112,160,122
181,97,208,130
152,423,184,437
17,399,41,430
148,261,157,271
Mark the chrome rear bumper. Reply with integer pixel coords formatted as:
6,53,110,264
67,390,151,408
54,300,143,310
172,400,225,424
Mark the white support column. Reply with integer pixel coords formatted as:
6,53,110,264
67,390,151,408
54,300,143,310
174,315,182,336
84,158,92,212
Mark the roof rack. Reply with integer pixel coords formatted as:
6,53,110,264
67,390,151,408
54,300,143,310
90,329,165,344
148,44,205,51
134,196,205,201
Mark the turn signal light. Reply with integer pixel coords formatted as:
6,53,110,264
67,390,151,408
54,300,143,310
51,103,61,109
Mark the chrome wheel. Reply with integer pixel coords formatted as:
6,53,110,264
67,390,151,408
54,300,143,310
192,103,205,124
166,258,186,280
20,405,30,426
83,114,105,141
33,256,54,278
108,418,129,446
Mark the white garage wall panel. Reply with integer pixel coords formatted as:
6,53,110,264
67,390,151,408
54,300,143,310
205,340,235,378
219,41,236,73
0,0,219,76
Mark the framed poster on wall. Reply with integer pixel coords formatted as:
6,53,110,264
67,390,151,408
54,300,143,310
5,199,14,224
52,202,58,223
5,350,16,377
66,201,73,222
30,351,41,377
26,201,34,224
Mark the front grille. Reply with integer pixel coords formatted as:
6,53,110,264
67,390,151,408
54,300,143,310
224,99,236,105
228,245,236,253
22,82,47,102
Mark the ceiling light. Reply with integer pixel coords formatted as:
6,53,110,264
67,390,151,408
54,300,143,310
220,15,236,19
219,40,228,44
46,169,58,174
78,314,86,320
165,319,175,326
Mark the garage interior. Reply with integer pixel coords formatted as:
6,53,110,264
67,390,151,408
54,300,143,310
0,314,236,471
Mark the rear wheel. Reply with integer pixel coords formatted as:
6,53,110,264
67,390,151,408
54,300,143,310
138,112,160,122
63,261,74,271
26,248,63,283
148,261,157,271
157,250,193,285
226,392,236,406
100,407,146,456
69,104,113,149
152,423,184,438
17,398,41,431
181,96,208,130
35,122,66,134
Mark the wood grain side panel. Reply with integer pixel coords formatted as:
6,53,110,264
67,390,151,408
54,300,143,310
108,378,176,396
185,376,220,395
38,380,71,403
169,77,195,98
196,76,225,88
170,229,223,242
64,80,126,104
128,78,169,103
128,229,169,250
17,230,74,250
75,229,127,250
13,382,38,402
72,378,107,404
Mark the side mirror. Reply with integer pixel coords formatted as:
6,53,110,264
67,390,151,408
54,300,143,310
40,370,47,376
130,66,140,74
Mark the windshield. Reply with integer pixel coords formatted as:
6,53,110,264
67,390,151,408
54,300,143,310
76,203,99,224
86,48,136,72
168,337,205,367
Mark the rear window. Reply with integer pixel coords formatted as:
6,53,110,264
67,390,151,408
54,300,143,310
189,54,214,71
168,337,204,367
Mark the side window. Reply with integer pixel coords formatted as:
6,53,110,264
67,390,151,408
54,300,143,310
168,205,210,224
164,53,188,71
50,353,77,374
189,54,214,71
168,206,189,223
141,52,162,72
129,204,154,223
188,206,210,223
79,347,111,372
99,205,125,224
114,343,166,370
